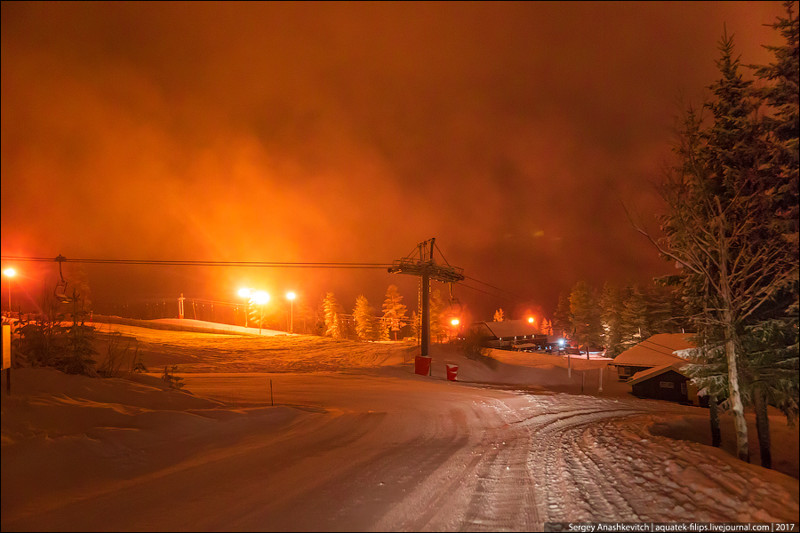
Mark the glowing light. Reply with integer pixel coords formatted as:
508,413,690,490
450,318,460,327
252,291,270,305
238,287,252,298
558,338,565,347
527,317,534,324
2,268,16,278
286,291,296,301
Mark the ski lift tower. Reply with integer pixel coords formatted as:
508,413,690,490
388,238,464,357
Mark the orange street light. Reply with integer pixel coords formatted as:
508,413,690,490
238,287,252,299
450,318,460,327
527,317,534,324
252,291,269,334
286,291,296,333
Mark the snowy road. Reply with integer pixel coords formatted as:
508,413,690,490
4,367,794,532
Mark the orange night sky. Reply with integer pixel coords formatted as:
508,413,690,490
0,1,787,319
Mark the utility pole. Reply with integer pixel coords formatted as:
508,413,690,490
388,238,464,357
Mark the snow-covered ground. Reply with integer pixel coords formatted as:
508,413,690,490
2,320,798,531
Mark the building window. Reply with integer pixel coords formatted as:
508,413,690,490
659,381,674,389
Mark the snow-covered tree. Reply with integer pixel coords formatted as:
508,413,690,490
599,282,625,358
552,293,572,339
741,1,800,468
647,30,795,463
569,281,602,359
619,285,648,350
409,311,420,344
381,284,408,341
541,318,553,336
751,0,799,275
493,308,505,322
322,292,345,339
353,295,378,341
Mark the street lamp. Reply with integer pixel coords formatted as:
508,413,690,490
449,317,460,341
252,290,269,334
2,268,16,314
286,291,296,333
527,316,534,324
237,288,252,327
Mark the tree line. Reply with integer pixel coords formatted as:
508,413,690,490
637,1,798,470
545,280,691,358
317,284,459,343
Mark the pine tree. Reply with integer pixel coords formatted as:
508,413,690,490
410,311,421,344
541,318,553,336
353,295,378,341
381,284,408,341
430,289,446,343
378,318,391,341
322,292,344,339
752,0,799,272
493,308,505,322
619,285,649,350
569,281,602,358
552,292,572,339
295,301,315,334
652,30,793,463
742,2,800,468
600,282,625,358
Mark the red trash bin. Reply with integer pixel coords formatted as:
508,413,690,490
415,355,432,376
446,363,459,381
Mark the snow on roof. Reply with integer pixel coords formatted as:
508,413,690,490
627,362,689,385
481,319,539,339
612,333,695,368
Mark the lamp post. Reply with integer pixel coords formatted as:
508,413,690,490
2,268,16,315
252,291,269,335
286,291,296,333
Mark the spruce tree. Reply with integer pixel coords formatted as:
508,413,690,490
653,30,794,463
381,284,408,341
742,2,800,468
353,295,378,341
410,311,421,344
493,308,505,322
322,292,344,339
619,285,649,350
600,282,625,358
569,281,602,358
430,289,446,343
644,284,676,334
552,293,572,340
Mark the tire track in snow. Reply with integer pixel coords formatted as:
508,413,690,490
455,399,538,531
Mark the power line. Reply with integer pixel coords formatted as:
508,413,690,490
4,254,534,306
1,255,392,269
456,281,515,301
463,274,517,297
